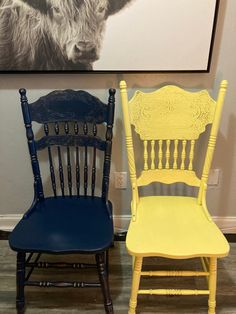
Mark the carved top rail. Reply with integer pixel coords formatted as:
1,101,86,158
28,90,108,124
129,86,216,140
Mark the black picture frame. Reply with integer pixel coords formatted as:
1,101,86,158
0,0,219,73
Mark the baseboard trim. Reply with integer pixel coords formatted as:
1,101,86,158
0,214,23,231
1,214,236,234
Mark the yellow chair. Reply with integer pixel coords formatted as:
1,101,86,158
120,80,229,314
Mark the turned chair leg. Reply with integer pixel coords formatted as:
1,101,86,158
129,256,143,314
208,257,217,314
96,252,113,314
105,250,109,278
16,252,26,314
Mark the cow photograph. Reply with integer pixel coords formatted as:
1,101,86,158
0,0,218,72
0,0,134,71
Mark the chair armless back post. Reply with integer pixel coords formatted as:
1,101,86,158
120,81,139,221
198,80,228,204
19,88,44,201
102,89,116,204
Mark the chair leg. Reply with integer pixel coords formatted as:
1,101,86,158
105,250,109,279
16,252,26,314
129,256,143,314
96,252,113,314
208,257,217,314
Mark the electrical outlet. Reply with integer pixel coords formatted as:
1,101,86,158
208,169,220,186
114,172,127,189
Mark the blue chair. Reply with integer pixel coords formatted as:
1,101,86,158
9,88,115,313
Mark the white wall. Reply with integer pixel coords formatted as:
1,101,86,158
0,0,235,231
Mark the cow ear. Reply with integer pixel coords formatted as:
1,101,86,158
17,0,48,14
108,0,134,15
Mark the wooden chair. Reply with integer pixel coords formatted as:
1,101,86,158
120,80,229,314
9,88,115,313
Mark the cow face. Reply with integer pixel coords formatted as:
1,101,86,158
15,0,133,67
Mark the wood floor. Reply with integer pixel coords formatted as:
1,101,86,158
0,240,236,313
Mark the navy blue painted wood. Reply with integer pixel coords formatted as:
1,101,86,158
9,88,115,313
10,197,113,253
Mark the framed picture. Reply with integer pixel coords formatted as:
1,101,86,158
0,0,219,73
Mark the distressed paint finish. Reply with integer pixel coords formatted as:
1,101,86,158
120,80,229,314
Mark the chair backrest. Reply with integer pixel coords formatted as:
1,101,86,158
20,88,115,200
120,80,227,204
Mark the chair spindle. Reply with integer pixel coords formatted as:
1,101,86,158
55,122,65,197
74,122,80,197
143,140,148,170
181,140,187,170
151,140,155,170
83,122,88,196
173,140,178,170
65,122,72,196
165,140,170,169
188,140,195,171
91,123,97,197
44,123,57,197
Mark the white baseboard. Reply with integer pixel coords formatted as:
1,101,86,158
0,214,23,231
1,214,236,234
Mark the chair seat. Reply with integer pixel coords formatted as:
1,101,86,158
126,196,229,259
9,196,113,254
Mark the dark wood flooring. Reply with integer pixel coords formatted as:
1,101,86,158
0,239,235,313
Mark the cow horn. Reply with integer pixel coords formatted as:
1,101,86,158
18,0,48,13
108,0,134,15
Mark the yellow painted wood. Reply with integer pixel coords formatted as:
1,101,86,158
198,80,228,204
150,140,155,169
120,80,139,221
208,258,217,314
189,140,195,170
126,196,229,258
173,139,178,169
128,85,216,140
138,289,209,296
137,169,201,187
141,270,209,277
143,140,148,170
120,80,228,313
128,257,143,314
165,139,170,169
180,140,187,170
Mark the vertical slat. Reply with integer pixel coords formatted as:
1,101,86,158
173,139,178,169
181,140,187,170
74,122,80,196
44,123,57,197
165,140,170,169
188,140,195,171
91,123,97,197
65,122,72,196
158,140,163,169
143,140,148,170
55,122,65,197
151,140,155,170
83,122,88,196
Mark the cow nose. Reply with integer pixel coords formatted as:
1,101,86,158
74,41,96,53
